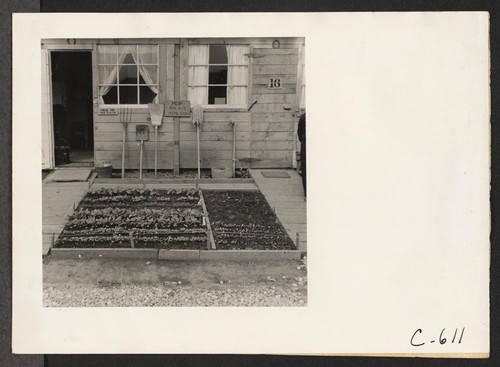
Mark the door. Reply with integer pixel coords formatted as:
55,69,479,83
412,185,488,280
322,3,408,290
50,51,94,167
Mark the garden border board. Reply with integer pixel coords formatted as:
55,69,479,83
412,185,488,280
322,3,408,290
50,248,304,261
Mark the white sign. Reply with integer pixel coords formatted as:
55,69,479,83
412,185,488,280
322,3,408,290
98,108,118,116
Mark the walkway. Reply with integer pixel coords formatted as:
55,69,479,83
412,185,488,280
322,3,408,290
42,171,302,257
42,181,90,256
249,169,307,251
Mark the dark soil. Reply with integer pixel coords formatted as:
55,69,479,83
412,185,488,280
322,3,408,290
203,190,295,250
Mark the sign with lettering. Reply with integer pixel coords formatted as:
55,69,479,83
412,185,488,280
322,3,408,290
165,100,191,117
267,78,282,89
98,108,118,116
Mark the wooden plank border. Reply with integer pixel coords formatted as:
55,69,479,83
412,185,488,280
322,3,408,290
50,248,303,260
92,177,255,184
198,189,216,250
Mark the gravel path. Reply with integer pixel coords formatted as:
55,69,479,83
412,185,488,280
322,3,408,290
44,283,306,307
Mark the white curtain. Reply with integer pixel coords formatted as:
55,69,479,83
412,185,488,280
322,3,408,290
98,45,119,103
227,45,249,105
98,45,159,103
127,46,159,101
188,45,209,105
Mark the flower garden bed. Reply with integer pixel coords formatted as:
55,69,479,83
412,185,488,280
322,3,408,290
51,187,300,259
54,188,208,250
202,190,296,250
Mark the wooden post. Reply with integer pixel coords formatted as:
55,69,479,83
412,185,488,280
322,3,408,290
129,231,135,248
177,39,189,176
173,43,181,175
199,190,216,250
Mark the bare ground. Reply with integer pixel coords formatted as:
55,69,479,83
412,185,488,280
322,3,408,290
43,257,307,307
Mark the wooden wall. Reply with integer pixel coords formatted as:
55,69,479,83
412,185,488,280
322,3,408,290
94,44,175,170
179,112,251,169
250,47,298,168
93,39,303,171
94,111,175,169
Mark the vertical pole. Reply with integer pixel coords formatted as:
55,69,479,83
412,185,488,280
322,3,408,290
154,125,158,179
139,140,143,179
197,125,201,179
232,122,236,178
121,122,126,178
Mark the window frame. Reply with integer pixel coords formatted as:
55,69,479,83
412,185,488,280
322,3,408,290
188,44,250,109
97,44,160,107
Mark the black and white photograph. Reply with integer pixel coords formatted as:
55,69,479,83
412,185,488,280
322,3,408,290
41,37,307,307
11,12,490,356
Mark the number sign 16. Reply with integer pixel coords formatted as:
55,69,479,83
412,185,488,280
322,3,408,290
267,78,282,89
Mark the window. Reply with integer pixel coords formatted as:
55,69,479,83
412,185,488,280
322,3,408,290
188,44,250,107
97,45,159,105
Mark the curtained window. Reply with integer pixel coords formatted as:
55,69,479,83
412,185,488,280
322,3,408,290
188,44,249,107
97,44,159,105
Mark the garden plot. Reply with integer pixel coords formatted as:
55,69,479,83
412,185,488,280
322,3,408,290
53,188,296,252
54,188,207,250
203,190,296,250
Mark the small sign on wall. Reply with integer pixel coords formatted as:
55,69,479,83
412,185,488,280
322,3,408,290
165,100,191,117
136,125,149,141
98,108,118,116
267,78,282,89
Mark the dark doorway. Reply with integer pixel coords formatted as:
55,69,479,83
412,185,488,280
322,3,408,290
51,51,93,166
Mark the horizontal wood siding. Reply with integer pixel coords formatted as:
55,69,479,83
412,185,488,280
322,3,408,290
94,109,175,169
250,47,299,168
179,111,252,169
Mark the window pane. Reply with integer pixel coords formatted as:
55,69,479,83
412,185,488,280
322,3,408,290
188,86,208,106
228,65,248,85
189,45,209,65
139,86,158,104
139,65,157,84
97,45,117,64
119,65,138,84
98,65,117,84
118,45,136,64
138,45,158,64
101,86,117,104
208,86,227,104
209,45,227,64
209,65,228,84
119,86,138,104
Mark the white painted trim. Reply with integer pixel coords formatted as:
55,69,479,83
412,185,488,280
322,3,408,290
41,49,54,169
42,43,93,50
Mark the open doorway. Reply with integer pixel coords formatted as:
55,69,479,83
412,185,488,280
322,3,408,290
51,51,93,167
